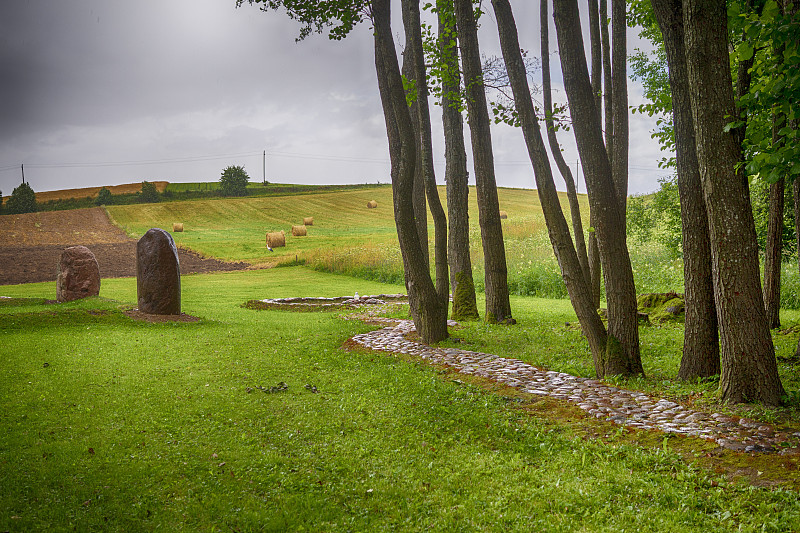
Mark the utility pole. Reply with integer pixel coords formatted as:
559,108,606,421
263,150,266,185
21,164,25,185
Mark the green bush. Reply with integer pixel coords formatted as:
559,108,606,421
139,181,160,203
219,165,250,197
95,187,113,206
6,182,37,214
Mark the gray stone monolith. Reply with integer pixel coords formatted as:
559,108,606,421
56,245,100,302
136,228,180,314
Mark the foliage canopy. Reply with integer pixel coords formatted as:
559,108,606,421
6,182,38,214
219,165,251,197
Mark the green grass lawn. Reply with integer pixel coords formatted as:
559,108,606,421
3,268,800,531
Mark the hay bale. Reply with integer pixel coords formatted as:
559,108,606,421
303,217,314,226
292,225,307,237
266,230,286,248
172,222,184,232
499,211,508,219
367,200,378,209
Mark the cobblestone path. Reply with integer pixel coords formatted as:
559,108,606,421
351,317,800,455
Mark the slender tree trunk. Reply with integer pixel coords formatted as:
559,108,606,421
541,0,590,289
553,0,643,376
494,0,608,376
402,53,430,267
611,0,628,219
794,178,800,357
763,5,787,331
599,0,613,155
373,0,448,343
454,0,513,324
402,0,449,309
438,2,479,321
651,0,720,379
683,0,783,404
763,178,784,329
588,0,602,112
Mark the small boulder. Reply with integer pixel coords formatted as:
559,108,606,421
136,228,181,315
56,246,100,302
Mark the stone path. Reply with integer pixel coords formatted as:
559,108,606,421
350,317,800,455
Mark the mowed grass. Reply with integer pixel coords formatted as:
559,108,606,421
4,269,800,531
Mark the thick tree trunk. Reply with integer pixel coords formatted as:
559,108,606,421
401,0,449,310
763,178,784,329
494,0,607,376
651,0,720,379
373,0,448,343
683,0,783,404
553,0,643,376
611,0,628,219
541,0,590,289
454,0,513,324
438,3,479,321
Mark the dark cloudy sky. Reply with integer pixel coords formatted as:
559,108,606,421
0,0,665,196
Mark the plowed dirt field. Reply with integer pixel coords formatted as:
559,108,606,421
0,207,248,285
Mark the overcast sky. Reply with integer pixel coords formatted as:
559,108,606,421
0,0,667,197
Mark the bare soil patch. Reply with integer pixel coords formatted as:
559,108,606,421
0,207,248,286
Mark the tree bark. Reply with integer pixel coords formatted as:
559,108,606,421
438,2,479,321
611,0,628,219
541,0,590,289
683,0,783,404
372,0,448,343
402,51,430,267
553,0,643,376
650,0,720,379
494,0,608,376
454,0,513,324
763,178,784,329
401,0,449,310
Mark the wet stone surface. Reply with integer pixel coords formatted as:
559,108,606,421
349,317,800,455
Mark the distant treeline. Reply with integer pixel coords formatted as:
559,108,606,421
28,182,387,213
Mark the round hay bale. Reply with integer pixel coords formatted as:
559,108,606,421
266,231,286,248
303,217,314,226
367,200,378,209
172,222,184,232
292,225,307,237
499,210,508,219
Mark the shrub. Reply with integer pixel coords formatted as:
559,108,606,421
219,165,250,197
6,182,37,214
0,190,3,215
139,181,160,203
95,187,113,206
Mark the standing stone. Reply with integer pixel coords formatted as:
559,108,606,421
56,245,100,302
136,228,181,314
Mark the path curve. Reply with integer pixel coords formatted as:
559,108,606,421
350,317,800,455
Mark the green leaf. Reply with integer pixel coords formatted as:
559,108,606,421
736,41,754,61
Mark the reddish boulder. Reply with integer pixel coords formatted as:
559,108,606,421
136,228,181,315
56,246,100,302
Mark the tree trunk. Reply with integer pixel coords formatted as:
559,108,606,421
493,0,608,376
402,0,449,310
683,0,783,404
650,0,720,379
402,52,430,267
599,0,613,156
763,178,784,329
611,0,628,219
553,0,643,376
541,0,590,289
454,0,513,324
438,2,479,321
794,178,800,357
372,0,448,343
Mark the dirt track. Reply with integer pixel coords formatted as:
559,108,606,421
0,207,248,285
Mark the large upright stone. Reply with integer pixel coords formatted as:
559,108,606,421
136,228,181,315
56,245,100,302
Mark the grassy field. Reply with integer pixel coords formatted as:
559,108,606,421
5,185,800,530
3,269,800,531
